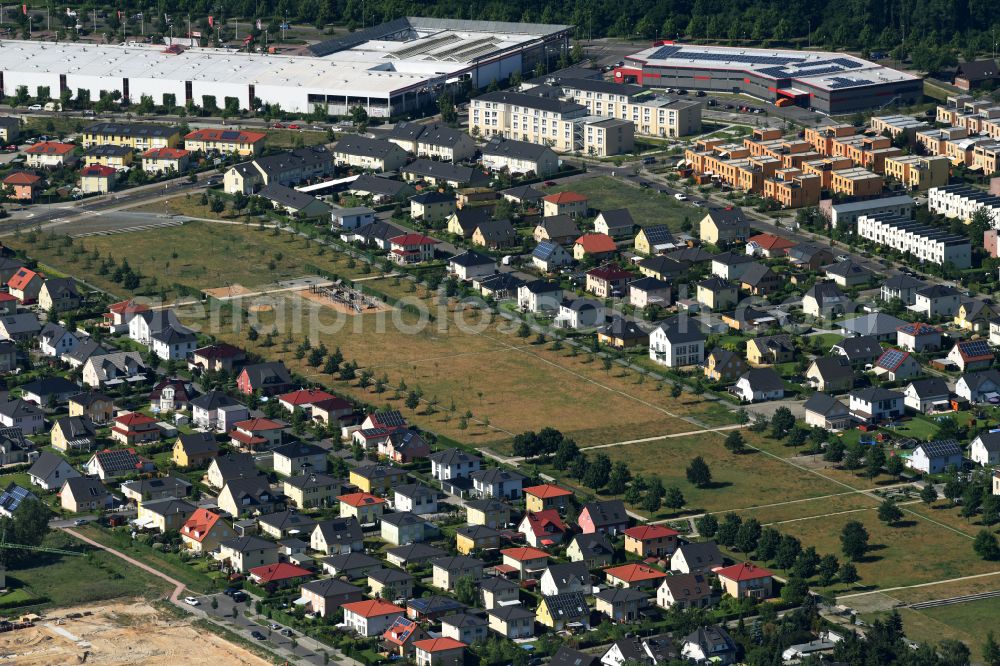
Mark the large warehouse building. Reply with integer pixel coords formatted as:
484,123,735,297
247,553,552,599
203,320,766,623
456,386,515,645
0,18,570,117
613,43,922,114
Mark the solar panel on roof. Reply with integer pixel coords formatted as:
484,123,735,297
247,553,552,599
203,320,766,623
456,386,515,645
648,45,681,60
878,348,907,369
220,131,240,140
960,340,992,357
826,77,868,89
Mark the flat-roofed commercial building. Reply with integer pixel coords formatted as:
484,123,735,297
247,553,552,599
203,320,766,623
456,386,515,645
857,212,972,268
613,43,921,114
0,18,570,118
826,194,915,229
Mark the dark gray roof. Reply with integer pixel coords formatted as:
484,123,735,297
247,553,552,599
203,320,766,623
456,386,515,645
284,472,339,491
536,214,579,238
323,551,382,571
190,390,241,411
850,387,903,403
502,184,546,202
85,122,179,139
432,555,485,573
906,377,949,399
385,542,445,562
380,511,425,528
259,183,329,211
273,441,327,460
487,604,535,621
20,376,79,398
739,262,775,287
544,562,591,588
883,274,925,290
840,313,906,337
258,510,317,531
580,499,627,527
596,587,647,603
402,159,486,185
429,447,481,466
334,135,402,160
805,281,847,306
596,208,634,230
810,356,854,382
823,259,872,279
470,467,525,484
28,451,75,481
705,207,749,227
368,567,414,584
917,284,961,299
410,190,454,205
655,317,705,344
350,174,411,197
301,577,363,597
599,316,648,341
674,541,722,567
220,535,277,553
834,335,883,361
483,136,553,161
739,368,784,391
314,517,363,544
974,431,1000,453
475,89,586,115
388,122,468,149
540,592,589,619
121,475,191,497
62,476,109,500
475,218,517,244
177,432,219,456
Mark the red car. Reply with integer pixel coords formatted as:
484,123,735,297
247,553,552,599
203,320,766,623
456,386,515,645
2,145,17,152
271,122,284,128
544,180,556,186
288,123,301,130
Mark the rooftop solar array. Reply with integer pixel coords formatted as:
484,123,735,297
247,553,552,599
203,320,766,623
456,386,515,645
0,484,36,514
826,76,870,89
959,340,992,357
877,348,908,370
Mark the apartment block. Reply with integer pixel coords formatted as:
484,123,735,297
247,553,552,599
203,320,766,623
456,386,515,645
915,126,968,156
804,124,857,155
830,167,884,198
763,169,821,208
554,78,702,138
927,184,1000,225
883,155,951,190
972,142,1000,174
470,88,634,156
857,213,972,268
869,115,929,139
802,157,855,189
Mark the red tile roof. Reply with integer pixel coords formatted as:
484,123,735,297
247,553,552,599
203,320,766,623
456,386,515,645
142,147,190,159
232,418,284,432
748,233,795,251
342,599,405,618
897,322,941,335
115,411,157,426
501,546,550,562
604,563,668,583
3,172,41,186
523,483,573,499
414,638,467,653
7,267,39,291
715,562,773,581
278,388,336,406
575,233,616,254
185,128,267,143
81,164,117,177
625,525,679,541
587,264,633,281
520,509,568,537
180,508,223,542
25,141,75,155
249,562,313,584
389,233,437,246
109,299,151,316
338,492,386,507
544,191,587,204
383,617,420,646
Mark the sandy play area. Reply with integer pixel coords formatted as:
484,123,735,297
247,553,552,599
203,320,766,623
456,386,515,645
0,599,271,665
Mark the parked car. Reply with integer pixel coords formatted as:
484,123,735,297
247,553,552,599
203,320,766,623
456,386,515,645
27,104,42,111
287,124,301,130
72,518,88,526
184,596,200,606
250,630,266,641
674,193,688,201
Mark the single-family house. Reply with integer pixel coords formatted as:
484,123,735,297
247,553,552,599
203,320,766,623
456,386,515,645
909,439,964,474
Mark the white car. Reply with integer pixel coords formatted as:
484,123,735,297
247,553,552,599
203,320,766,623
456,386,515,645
184,596,200,606
674,193,688,201
27,104,42,111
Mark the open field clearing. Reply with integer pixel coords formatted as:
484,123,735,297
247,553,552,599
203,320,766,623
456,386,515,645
0,599,272,666
779,511,999,590
732,492,879,525
545,176,697,231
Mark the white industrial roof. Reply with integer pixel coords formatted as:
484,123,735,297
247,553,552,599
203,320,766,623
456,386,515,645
627,43,920,92
0,26,544,98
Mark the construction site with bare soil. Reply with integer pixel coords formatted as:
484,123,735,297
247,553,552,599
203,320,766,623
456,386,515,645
0,599,273,665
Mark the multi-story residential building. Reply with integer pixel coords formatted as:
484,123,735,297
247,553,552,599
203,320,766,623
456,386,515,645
972,142,1000,174
830,167,884,198
553,78,702,137
469,88,634,156
649,318,705,368
882,155,950,191
927,184,1000,226
915,126,968,156
856,213,971,268
763,169,821,208
81,122,181,150
184,128,266,155
869,114,929,138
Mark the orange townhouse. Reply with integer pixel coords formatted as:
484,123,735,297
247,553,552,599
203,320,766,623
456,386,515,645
3,171,42,201
623,525,680,558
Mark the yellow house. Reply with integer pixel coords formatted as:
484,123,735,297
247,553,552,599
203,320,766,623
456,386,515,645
699,208,749,245
746,334,796,366
137,498,196,532
81,122,181,150
465,499,510,528
180,507,233,553
535,593,590,630
49,416,97,452
954,300,994,332
80,165,117,194
349,465,408,495
339,492,386,523
634,225,675,256
83,144,133,169
283,473,341,509
703,348,748,383
524,484,574,514
695,278,737,311
68,392,114,424
456,525,501,554
171,432,220,469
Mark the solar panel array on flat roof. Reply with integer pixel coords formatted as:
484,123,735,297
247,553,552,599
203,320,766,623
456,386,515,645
220,131,241,140
648,45,681,60
686,50,802,65
0,484,35,513
826,76,868,89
